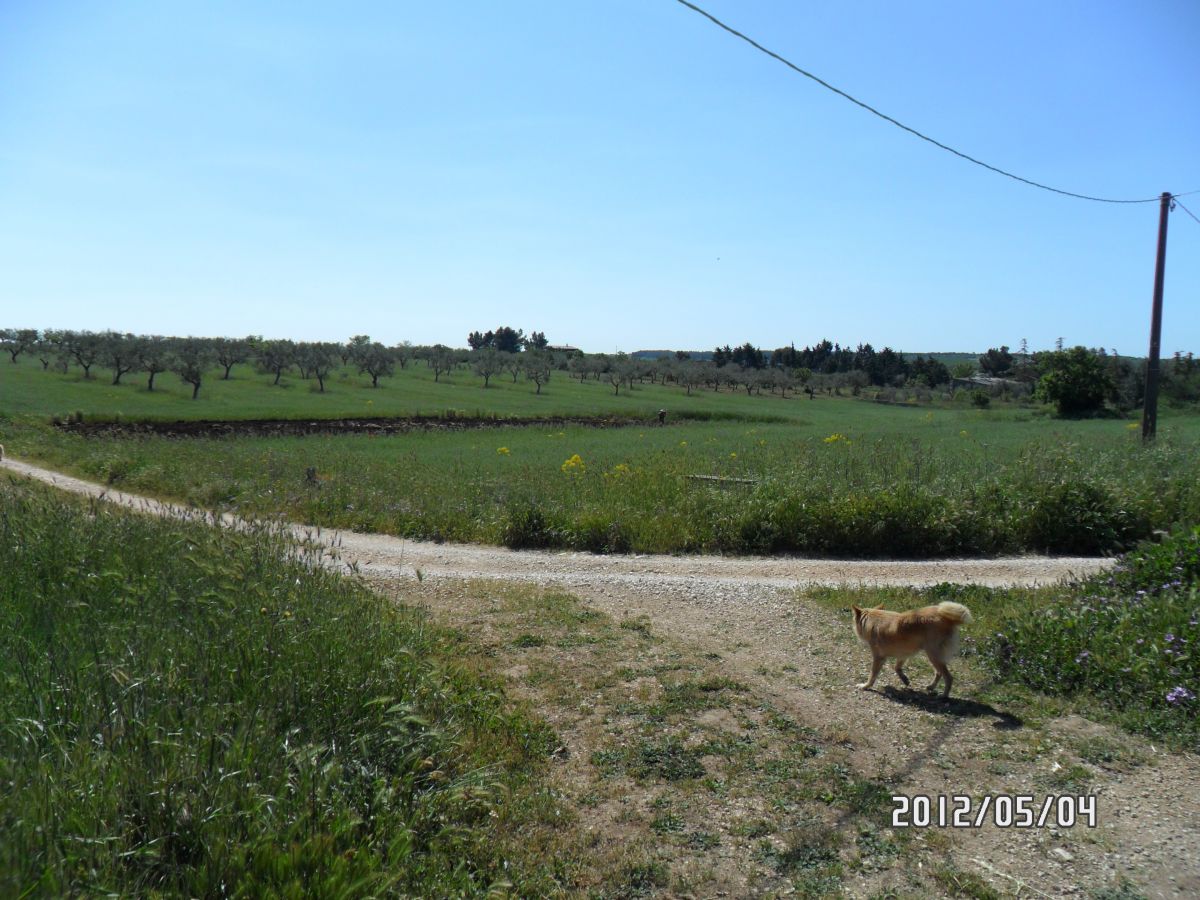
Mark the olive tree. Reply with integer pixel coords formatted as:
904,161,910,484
392,340,414,369
257,339,296,385
50,329,103,379
1,327,38,363
297,341,339,392
523,350,552,394
171,338,216,400
213,337,253,380
100,331,141,385
137,336,171,391
427,345,455,383
471,347,502,388
355,342,395,388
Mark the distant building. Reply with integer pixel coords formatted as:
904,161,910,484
951,375,1022,390
546,345,581,355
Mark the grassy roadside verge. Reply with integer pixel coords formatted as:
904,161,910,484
806,528,1200,749
0,477,569,897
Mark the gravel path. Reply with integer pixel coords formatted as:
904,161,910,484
8,455,1198,898
1,456,1114,591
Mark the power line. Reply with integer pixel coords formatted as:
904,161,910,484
1175,197,1200,227
673,0,1193,205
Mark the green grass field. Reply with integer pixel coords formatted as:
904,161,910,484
4,355,1199,557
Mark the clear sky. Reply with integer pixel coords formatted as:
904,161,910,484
2,1,1197,355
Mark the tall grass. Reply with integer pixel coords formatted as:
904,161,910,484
0,478,560,896
6,417,1199,557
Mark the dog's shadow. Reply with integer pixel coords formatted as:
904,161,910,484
876,685,1024,730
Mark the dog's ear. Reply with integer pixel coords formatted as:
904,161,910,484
851,605,862,622
874,605,884,610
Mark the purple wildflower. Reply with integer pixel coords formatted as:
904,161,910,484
1076,651,1090,663
1166,686,1195,705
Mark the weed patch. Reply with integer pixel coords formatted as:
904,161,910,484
982,529,1200,746
594,737,708,782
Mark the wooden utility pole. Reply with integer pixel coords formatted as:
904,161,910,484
1141,192,1173,441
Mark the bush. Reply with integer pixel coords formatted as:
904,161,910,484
564,514,633,553
1035,347,1114,417
1019,480,1148,555
501,501,557,549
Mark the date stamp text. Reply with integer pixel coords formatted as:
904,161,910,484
892,794,1096,828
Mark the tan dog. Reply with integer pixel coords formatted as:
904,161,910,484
852,601,972,698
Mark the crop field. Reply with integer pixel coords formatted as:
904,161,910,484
4,355,1199,557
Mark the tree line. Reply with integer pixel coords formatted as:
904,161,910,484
970,342,1200,416
3,327,1195,415
714,340,948,388
0,328,563,400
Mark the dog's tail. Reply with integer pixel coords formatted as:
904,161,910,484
936,601,973,624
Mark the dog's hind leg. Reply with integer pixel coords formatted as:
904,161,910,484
926,656,953,698
859,655,884,690
894,658,911,687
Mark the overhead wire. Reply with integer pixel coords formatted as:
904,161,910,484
673,0,1196,205
1174,198,1200,227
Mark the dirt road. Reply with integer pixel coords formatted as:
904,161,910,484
6,455,1197,898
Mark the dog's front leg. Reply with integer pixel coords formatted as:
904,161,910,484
859,655,884,690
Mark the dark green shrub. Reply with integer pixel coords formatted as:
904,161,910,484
501,501,556,549
565,513,632,553
1020,480,1148,555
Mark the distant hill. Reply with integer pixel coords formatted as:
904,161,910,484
902,352,982,368
631,350,714,361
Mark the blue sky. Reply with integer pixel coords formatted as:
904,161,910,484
2,1,1197,355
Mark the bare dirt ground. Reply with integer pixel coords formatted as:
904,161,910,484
6,455,1199,899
